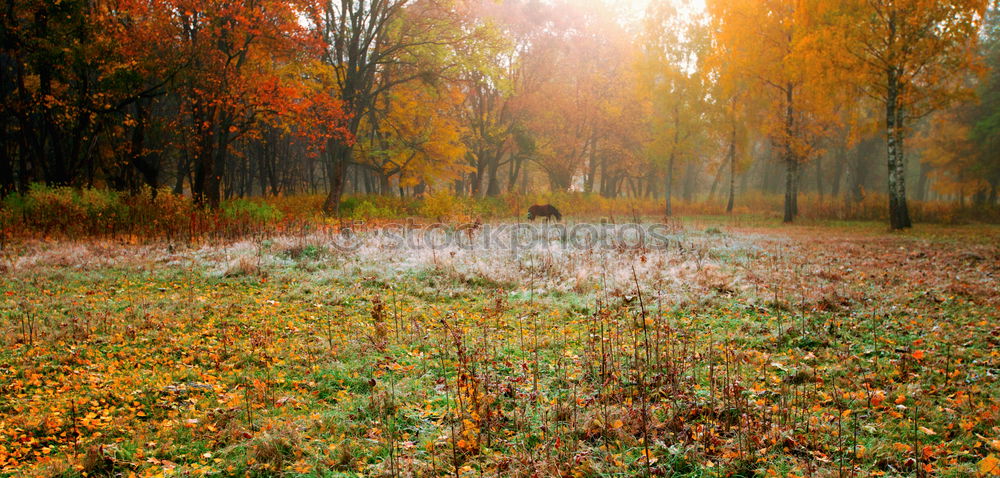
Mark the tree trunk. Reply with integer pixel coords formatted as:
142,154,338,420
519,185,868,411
322,141,351,215
707,161,724,202
830,147,846,198
0,64,14,196
682,161,698,202
885,69,912,229
507,155,522,194
378,170,390,195
783,84,797,223
665,152,675,216
585,135,597,193
205,142,227,208
469,148,486,197
726,125,736,213
973,187,987,206
192,138,214,207
486,152,502,197
784,157,798,223
599,150,610,197
0,140,12,197
645,167,659,198
365,166,377,194
191,104,231,209
815,154,824,203
269,140,282,196
915,161,931,201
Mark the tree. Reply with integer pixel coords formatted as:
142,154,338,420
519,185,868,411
714,97,753,213
167,0,329,207
0,0,182,193
970,6,1000,204
357,82,469,192
516,0,637,194
915,111,985,204
455,0,538,198
701,1,756,213
830,0,989,228
914,7,1000,206
707,0,838,222
642,3,707,215
313,0,489,213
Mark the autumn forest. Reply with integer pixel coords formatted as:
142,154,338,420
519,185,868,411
1,0,998,225
2,0,1000,476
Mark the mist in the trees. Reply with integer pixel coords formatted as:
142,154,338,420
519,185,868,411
1,0,996,225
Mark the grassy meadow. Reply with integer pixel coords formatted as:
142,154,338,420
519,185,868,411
0,214,998,477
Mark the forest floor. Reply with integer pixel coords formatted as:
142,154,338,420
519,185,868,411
1,218,998,477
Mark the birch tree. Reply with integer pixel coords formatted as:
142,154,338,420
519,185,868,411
830,0,989,228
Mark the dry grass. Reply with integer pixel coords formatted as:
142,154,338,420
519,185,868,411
0,219,997,476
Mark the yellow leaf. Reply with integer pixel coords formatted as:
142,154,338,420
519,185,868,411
979,454,1000,476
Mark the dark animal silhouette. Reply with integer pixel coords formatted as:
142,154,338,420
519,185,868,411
527,204,562,221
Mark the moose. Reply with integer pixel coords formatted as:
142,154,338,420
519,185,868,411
526,204,562,222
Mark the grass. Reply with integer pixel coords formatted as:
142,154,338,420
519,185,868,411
0,219,998,477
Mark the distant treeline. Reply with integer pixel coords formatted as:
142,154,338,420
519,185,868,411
1,0,997,228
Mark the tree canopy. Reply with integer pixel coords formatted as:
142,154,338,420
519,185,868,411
1,0,996,225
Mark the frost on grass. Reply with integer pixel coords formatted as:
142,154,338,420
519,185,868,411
3,223,995,313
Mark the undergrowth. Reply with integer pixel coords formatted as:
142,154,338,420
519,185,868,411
1,186,998,244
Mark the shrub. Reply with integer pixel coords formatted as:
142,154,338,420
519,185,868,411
339,196,408,220
352,200,382,220
3,185,130,236
464,196,511,219
221,199,283,223
420,190,458,221
339,197,360,217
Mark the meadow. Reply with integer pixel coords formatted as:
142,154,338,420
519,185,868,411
1,210,998,477
2,0,998,472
